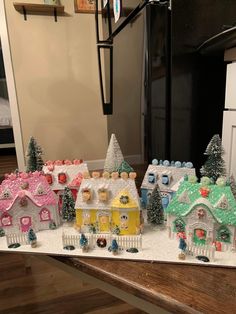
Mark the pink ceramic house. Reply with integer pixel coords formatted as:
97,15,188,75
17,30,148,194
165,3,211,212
43,159,88,213
0,171,60,233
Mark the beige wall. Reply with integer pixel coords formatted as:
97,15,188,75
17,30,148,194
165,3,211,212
107,2,144,158
5,0,108,161
5,0,143,163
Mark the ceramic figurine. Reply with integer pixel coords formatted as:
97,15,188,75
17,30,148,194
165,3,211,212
141,159,195,209
166,175,236,252
43,159,88,213
75,171,140,235
0,171,60,233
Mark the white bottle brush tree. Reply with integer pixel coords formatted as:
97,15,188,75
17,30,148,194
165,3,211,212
147,184,164,225
26,136,44,172
104,134,124,173
200,134,226,182
62,187,75,222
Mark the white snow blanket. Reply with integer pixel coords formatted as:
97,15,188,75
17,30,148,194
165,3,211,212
0,97,11,126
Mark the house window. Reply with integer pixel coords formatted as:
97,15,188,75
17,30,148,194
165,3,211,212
120,213,129,230
45,173,53,185
162,174,169,185
148,173,156,184
197,207,205,219
98,213,110,232
178,190,190,204
82,188,92,202
58,172,67,184
0,189,12,200
161,192,169,209
39,208,51,221
216,195,229,210
194,229,206,245
120,195,129,204
217,226,231,243
98,188,108,202
1,213,12,227
173,218,185,232
35,184,45,195
82,212,90,225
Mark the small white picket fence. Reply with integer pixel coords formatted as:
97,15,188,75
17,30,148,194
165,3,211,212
6,233,29,246
62,233,86,248
187,242,216,261
113,234,142,250
62,233,142,250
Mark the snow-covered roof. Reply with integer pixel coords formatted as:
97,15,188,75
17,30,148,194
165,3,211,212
43,161,88,190
0,172,57,211
141,164,196,192
75,177,140,211
166,180,236,226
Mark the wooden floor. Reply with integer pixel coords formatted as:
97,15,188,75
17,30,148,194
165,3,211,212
0,253,145,314
0,154,18,178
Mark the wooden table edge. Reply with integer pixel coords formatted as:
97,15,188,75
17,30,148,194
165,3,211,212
41,255,201,314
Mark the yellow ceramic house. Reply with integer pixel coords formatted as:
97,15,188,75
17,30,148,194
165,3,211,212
75,172,141,235
111,189,140,235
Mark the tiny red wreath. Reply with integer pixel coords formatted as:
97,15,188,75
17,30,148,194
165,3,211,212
96,238,107,248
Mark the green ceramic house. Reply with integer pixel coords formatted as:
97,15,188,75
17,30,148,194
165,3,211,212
165,179,236,251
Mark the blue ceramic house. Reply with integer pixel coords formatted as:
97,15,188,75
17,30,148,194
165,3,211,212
141,160,195,209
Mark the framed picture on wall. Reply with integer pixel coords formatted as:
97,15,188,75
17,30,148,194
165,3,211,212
74,0,96,13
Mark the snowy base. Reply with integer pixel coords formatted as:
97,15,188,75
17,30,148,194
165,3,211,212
0,224,236,268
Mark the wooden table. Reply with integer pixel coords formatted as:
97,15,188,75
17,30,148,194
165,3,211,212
41,256,236,314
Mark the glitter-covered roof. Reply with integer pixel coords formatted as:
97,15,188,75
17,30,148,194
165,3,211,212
43,160,88,190
141,164,195,192
75,176,140,210
0,171,57,211
166,180,236,225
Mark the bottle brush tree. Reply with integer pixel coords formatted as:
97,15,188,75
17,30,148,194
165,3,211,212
62,187,75,222
0,228,5,237
26,136,44,172
147,184,164,225
200,134,226,182
110,239,119,254
104,134,124,173
80,234,88,247
28,228,37,243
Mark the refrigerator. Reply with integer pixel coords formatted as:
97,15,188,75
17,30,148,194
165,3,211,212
96,0,236,173
146,0,236,173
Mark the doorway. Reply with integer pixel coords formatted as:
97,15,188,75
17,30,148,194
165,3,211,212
20,216,32,233
0,0,24,173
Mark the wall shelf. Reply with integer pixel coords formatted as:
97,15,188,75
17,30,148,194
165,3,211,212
13,2,65,22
